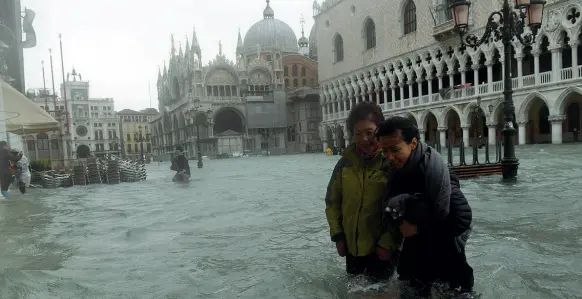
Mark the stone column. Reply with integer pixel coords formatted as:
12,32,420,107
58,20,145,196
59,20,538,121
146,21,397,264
461,125,470,147
517,123,528,148
472,65,480,95
438,126,447,148
550,46,561,82
391,85,396,104
487,122,497,146
549,115,566,144
570,41,579,77
486,61,493,90
460,68,467,96
408,81,414,103
533,49,540,84
516,54,523,87
382,87,388,110
399,82,405,102
418,129,426,142
427,76,433,102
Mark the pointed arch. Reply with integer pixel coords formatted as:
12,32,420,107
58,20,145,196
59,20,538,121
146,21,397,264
419,109,438,130
462,102,487,125
440,105,464,127
399,111,419,127
555,86,582,114
402,0,417,34
517,91,550,121
363,17,376,50
333,33,344,62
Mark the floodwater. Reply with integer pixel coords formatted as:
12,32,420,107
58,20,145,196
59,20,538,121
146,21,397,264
0,144,581,299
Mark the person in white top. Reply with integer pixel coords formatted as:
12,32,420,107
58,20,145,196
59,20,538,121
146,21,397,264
10,148,30,194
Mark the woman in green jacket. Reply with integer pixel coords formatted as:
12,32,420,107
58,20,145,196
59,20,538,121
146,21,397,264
324,102,400,279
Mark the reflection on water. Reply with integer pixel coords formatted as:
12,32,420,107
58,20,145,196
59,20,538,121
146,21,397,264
0,144,580,298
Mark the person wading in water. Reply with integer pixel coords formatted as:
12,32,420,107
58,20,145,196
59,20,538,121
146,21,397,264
172,146,190,182
324,102,400,280
376,116,474,298
0,141,22,199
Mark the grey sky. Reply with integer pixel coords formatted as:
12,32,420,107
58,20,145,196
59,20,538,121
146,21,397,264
21,0,315,111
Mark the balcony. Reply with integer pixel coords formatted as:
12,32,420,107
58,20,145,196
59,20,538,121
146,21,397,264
323,65,582,123
432,4,456,41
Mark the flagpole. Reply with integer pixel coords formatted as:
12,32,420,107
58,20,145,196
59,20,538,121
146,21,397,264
148,80,152,108
49,49,57,109
41,60,48,109
58,34,70,134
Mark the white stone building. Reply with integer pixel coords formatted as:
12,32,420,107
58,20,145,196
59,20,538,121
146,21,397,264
25,69,121,164
313,0,582,148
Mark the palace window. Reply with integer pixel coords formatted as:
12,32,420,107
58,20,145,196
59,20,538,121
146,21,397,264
365,18,376,49
301,66,306,77
292,64,298,76
403,0,417,34
334,34,344,62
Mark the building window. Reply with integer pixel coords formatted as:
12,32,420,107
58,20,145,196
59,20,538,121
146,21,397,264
293,79,298,87
37,133,49,150
134,144,138,152
127,144,132,153
365,18,376,49
267,55,272,61
284,66,288,76
403,0,417,34
285,78,289,86
302,78,307,86
292,64,298,76
127,133,131,141
301,67,306,77
334,34,344,62
51,139,59,150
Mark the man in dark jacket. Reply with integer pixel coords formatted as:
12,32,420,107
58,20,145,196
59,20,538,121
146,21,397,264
0,141,22,198
375,117,474,297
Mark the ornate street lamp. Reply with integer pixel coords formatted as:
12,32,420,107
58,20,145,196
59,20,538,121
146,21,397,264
471,97,483,148
451,0,545,179
185,108,210,168
136,125,147,163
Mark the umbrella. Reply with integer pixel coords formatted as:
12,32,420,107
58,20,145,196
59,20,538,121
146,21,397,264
1,80,59,134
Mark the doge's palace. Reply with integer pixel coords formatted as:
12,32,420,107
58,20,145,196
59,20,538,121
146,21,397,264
313,0,582,149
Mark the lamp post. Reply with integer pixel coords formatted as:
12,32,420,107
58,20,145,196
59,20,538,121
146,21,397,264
136,125,146,163
471,97,483,148
185,108,209,168
450,0,545,179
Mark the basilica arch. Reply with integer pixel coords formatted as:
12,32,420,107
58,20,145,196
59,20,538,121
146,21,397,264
213,107,245,135
205,67,239,97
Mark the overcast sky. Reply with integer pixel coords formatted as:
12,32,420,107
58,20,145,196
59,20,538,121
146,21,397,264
20,0,315,111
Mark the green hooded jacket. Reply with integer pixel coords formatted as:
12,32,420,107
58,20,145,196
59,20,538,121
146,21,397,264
324,145,400,257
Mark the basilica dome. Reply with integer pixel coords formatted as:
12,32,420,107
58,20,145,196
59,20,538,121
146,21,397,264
243,1,298,54
309,22,318,59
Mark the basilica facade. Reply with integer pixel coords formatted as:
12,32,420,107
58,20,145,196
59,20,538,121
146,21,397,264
315,0,582,148
150,1,322,159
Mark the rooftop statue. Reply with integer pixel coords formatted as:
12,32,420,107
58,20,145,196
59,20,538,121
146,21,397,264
21,8,37,48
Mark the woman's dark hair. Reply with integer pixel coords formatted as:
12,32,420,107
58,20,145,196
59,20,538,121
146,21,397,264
375,116,420,143
346,102,385,135
175,146,183,152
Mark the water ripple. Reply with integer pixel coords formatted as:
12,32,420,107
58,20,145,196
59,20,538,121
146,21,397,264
0,144,580,298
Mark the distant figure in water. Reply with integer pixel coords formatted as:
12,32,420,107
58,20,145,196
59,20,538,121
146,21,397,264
10,148,30,194
172,146,190,182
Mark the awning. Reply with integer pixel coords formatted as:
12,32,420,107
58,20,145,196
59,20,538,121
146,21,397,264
1,80,60,134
